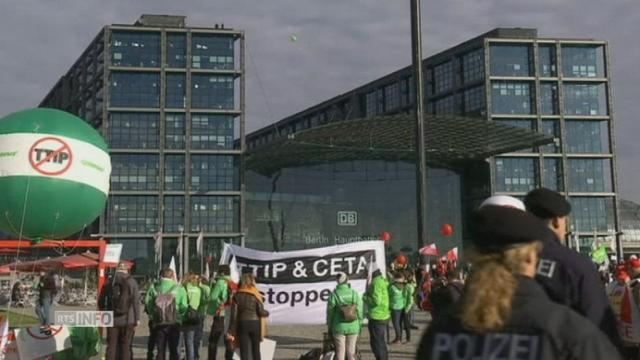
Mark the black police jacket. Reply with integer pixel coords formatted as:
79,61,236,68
416,276,621,360
536,229,622,349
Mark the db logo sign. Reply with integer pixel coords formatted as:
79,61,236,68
28,137,73,176
338,211,358,226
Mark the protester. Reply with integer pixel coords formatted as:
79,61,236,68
99,262,140,360
208,265,236,360
417,205,621,359
364,268,389,360
35,270,60,326
145,268,188,360
388,273,406,345
194,275,210,360
145,276,160,360
326,273,363,360
182,273,204,360
229,272,269,360
403,270,418,332
523,188,623,350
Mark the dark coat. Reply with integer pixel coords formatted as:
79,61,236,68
536,229,622,349
417,276,621,360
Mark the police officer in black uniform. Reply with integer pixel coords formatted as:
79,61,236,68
416,206,620,360
524,188,622,350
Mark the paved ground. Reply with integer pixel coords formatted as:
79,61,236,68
9,306,430,359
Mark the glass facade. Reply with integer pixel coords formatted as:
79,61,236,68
191,114,234,149
166,74,186,108
563,83,608,116
167,33,186,68
192,34,235,70
192,75,234,109
433,61,454,94
462,49,484,84
490,44,532,76
107,112,159,149
540,82,559,115
495,157,538,192
190,196,238,232
538,44,557,77
111,31,160,68
190,155,237,191
163,196,185,232
570,197,614,232
567,158,612,193
106,196,159,233
111,154,159,191
164,154,185,191
565,120,610,153
491,81,534,114
109,72,160,108
562,45,605,78
543,158,563,191
165,113,186,149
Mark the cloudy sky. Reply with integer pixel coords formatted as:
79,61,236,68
1,0,639,201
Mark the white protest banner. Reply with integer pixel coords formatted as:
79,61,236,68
220,241,386,324
103,243,123,264
14,325,71,360
233,338,276,360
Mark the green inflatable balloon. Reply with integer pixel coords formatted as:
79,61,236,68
0,108,111,240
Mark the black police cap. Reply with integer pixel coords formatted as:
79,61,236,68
470,205,549,251
524,187,571,219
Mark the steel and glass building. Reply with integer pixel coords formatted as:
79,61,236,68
245,28,621,257
40,15,245,273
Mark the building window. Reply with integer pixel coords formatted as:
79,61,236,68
191,114,235,150
462,48,484,84
563,83,607,116
543,158,563,191
567,158,612,192
433,61,454,94
538,44,557,77
166,74,186,108
110,154,159,191
165,113,185,149
493,119,535,153
495,157,539,192
191,75,234,109
108,112,159,149
540,82,559,115
167,33,186,68
106,196,159,233
562,45,605,78
111,31,160,68
490,44,532,77
491,81,534,114
110,72,159,108
164,155,185,191
570,197,614,232
433,94,460,115
541,119,560,153
190,196,239,232
565,120,610,154
384,83,400,111
463,86,485,115
365,91,377,118
191,34,235,70
399,78,410,107
163,196,185,233
190,155,237,191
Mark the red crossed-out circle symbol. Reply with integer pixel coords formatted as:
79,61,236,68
28,136,73,176
25,325,64,340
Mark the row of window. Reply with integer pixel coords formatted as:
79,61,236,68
109,72,235,109
110,154,238,191
111,31,235,69
491,81,607,115
495,157,613,193
107,113,236,150
494,118,610,154
105,195,239,233
490,43,605,78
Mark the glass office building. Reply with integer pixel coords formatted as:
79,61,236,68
40,15,245,273
245,28,621,257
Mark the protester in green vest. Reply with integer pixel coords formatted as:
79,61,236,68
207,265,236,360
403,271,417,341
327,273,364,360
389,273,408,344
145,268,188,360
194,275,210,360
182,273,204,360
364,268,390,360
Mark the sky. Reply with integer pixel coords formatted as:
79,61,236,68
0,0,639,201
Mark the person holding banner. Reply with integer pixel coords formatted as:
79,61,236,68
364,268,390,360
229,272,270,360
326,273,363,360
417,205,621,360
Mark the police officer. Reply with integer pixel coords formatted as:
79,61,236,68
524,188,622,349
416,205,621,360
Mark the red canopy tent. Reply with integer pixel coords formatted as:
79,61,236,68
0,252,133,272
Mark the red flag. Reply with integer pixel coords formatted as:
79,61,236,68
447,247,459,261
419,244,439,256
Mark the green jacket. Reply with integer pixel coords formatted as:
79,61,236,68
326,283,364,335
208,276,230,316
389,283,406,310
145,278,188,324
404,282,416,312
199,283,211,315
365,275,390,320
184,283,203,312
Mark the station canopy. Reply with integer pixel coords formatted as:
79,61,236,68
246,114,554,176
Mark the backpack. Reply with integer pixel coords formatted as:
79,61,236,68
223,279,238,308
183,285,203,325
335,290,357,323
153,285,179,325
106,275,133,316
